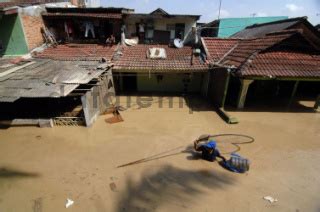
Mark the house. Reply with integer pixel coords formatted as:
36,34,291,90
202,28,320,111
0,0,73,56
124,8,200,44
112,44,208,94
232,17,320,47
108,8,207,94
200,16,288,38
0,45,115,127
42,7,134,43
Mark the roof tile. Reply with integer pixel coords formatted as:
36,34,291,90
34,44,116,61
113,44,208,72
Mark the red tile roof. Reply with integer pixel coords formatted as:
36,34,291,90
202,30,320,78
242,51,320,78
34,44,116,61
221,31,295,68
0,2,16,9
113,44,208,72
42,12,123,19
201,37,238,63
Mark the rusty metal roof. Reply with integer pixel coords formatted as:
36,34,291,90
42,12,123,19
0,59,109,102
35,44,117,61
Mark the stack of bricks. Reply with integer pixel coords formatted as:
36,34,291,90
21,15,45,51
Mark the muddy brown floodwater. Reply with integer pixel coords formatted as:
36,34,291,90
0,96,319,212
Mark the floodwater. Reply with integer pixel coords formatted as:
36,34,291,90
0,96,319,211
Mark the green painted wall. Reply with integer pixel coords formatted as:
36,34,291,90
218,16,288,38
137,73,203,93
0,13,28,56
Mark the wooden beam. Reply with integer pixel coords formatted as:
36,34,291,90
287,81,299,108
314,95,320,111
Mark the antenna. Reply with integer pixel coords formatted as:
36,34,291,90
251,13,257,17
218,0,222,20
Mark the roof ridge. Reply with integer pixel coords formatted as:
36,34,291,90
202,37,241,40
245,16,307,29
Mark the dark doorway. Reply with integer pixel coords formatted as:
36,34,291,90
225,76,241,107
175,23,185,39
122,73,137,93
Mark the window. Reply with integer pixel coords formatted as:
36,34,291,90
175,23,185,40
166,24,175,40
145,21,154,40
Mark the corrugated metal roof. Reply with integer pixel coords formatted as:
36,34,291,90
35,44,116,61
231,20,300,38
42,12,123,19
217,16,288,38
0,59,108,102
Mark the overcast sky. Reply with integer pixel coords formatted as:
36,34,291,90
102,0,320,25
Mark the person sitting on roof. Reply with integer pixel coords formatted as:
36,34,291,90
106,34,115,45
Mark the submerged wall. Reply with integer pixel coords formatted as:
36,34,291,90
137,73,204,93
0,14,29,55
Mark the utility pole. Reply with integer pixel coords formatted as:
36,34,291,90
251,13,257,17
218,0,222,20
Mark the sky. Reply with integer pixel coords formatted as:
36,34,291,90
102,0,320,25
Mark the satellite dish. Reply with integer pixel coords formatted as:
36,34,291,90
174,38,184,48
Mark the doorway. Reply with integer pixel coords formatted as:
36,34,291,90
122,73,137,93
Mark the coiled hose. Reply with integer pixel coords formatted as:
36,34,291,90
194,134,255,154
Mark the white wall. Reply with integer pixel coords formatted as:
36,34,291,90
124,16,197,40
85,0,101,8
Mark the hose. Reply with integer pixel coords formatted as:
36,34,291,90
118,134,255,168
194,134,255,154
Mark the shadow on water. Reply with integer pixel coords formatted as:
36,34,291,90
116,164,235,212
0,167,40,178
225,100,317,113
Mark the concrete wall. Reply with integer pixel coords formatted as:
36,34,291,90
84,0,101,7
136,73,203,93
0,14,29,55
125,17,197,40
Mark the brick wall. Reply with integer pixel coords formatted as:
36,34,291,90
21,15,45,51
